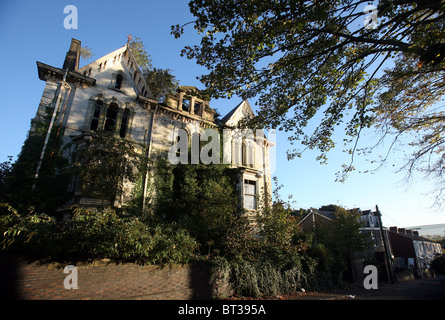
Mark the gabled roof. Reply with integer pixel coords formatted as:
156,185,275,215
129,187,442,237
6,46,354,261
77,42,154,100
221,100,255,126
77,45,127,73
298,210,336,226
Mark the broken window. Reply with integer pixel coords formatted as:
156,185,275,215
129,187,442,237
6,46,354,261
89,100,103,131
104,103,119,132
194,101,202,115
115,74,123,89
182,98,190,112
119,108,130,138
243,179,256,210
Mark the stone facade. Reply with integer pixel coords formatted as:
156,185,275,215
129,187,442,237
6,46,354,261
32,38,273,214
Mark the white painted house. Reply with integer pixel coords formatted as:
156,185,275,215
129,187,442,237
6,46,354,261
32,38,274,214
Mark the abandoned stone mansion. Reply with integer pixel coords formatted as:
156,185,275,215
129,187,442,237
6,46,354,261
32,38,273,214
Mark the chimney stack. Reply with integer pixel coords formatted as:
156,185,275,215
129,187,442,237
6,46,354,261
389,226,398,232
398,228,406,234
62,38,81,71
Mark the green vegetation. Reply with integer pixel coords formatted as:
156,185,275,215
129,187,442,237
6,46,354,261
0,128,373,297
431,255,445,275
172,0,445,202
0,34,375,298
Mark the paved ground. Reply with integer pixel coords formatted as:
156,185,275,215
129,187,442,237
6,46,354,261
288,274,445,300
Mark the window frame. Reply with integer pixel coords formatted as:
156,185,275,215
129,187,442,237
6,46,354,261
243,179,257,210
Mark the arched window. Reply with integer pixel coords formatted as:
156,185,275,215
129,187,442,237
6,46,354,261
242,140,255,168
89,100,103,131
104,103,119,132
115,74,123,89
119,108,130,138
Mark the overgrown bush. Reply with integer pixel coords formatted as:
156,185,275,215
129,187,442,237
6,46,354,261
0,204,198,265
153,161,240,256
431,254,445,274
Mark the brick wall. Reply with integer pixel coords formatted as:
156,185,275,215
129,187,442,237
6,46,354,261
0,257,231,300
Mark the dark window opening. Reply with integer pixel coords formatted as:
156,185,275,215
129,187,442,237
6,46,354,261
194,102,202,115
104,103,119,132
119,108,130,138
182,98,189,112
90,100,103,131
115,74,123,89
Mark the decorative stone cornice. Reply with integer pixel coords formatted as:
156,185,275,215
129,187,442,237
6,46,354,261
37,61,96,87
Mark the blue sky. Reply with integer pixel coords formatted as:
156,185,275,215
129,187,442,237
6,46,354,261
0,0,444,232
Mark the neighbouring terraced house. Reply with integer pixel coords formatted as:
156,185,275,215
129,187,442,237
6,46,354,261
32,38,274,217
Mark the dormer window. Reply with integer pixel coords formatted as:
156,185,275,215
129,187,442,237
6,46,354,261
115,74,123,89
182,98,190,112
194,101,202,116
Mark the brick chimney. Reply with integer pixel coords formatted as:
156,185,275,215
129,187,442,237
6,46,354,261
406,229,413,235
389,226,398,232
62,38,81,71
398,228,406,234
413,231,419,236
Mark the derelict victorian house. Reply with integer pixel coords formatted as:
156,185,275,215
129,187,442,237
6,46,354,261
32,38,274,215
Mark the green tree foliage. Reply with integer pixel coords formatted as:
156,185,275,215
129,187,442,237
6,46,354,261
0,204,197,264
431,254,445,274
173,0,445,200
153,161,241,256
0,104,71,213
309,206,372,283
330,207,370,254
128,35,179,102
69,131,143,204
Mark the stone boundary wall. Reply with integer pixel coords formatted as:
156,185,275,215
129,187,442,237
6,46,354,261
0,258,231,300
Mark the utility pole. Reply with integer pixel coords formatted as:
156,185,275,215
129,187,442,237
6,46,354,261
376,205,395,283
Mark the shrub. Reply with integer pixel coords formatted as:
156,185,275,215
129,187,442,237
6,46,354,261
0,205,198,265
431,254,445,274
